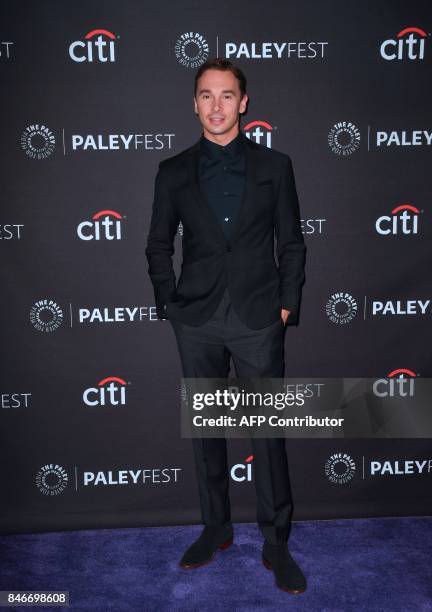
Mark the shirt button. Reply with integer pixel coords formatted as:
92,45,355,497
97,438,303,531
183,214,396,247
224,217,229,222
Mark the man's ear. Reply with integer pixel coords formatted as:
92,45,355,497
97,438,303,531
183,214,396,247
193,97,198,114
240,94,248,114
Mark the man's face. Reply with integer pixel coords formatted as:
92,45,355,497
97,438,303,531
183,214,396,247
194,69,248,140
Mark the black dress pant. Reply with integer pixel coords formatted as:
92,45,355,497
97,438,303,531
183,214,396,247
170,287,293,544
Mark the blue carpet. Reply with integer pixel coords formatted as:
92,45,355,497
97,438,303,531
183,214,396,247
1,517,431,611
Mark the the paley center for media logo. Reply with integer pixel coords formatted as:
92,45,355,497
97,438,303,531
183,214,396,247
36,464,69,495
175,32,209,68
30,299,64,332
325,452,356,484
21,124,56,159
328,121,361,156
325,451,432,483
20,124,174,157
36,465,181,494
326,292,358,325
29,298,161,329
328,121,431,153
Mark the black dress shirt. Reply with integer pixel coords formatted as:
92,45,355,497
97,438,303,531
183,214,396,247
198,131,246,239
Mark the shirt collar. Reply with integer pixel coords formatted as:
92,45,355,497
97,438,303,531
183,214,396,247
199,130,245,160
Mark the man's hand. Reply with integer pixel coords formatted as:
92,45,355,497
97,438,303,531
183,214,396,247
281,308,291,325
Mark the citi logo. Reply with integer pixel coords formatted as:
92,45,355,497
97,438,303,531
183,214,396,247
380,26,428,61
83,376,128,407
69,29,118,63
372,368,417,398
375,204,421,235
243,121,273,148
77,210,124,241
230,455,253,482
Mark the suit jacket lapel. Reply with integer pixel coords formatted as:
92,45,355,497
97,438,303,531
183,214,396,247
186,132,259,247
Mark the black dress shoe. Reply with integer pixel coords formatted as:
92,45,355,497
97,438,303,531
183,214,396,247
262,541,307,594
179,524,233,569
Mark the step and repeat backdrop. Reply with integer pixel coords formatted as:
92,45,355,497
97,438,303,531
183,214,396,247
1,1,431,533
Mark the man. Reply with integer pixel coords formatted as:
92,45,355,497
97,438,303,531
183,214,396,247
145,58,306,594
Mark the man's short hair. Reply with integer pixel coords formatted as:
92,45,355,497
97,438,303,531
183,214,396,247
194,58,247,98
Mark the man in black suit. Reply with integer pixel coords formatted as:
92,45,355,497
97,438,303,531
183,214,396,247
145,58,306,594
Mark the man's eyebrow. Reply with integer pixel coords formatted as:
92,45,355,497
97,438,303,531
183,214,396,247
197,89,236,95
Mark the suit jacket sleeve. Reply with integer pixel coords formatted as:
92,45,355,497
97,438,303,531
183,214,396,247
145,162,179,320
275,156,306,325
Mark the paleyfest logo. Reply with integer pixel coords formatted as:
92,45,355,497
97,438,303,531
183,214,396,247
36,464,69,495
69,28,118,63
380,26,429,61
328,121,360,156
30,299,64,332
21,124,55,159
175,32,209,68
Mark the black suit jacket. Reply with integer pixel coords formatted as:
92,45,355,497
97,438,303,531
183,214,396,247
145,132,306,329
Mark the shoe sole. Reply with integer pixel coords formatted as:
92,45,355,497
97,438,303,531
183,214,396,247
179,537,233,569
262,556,306,594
